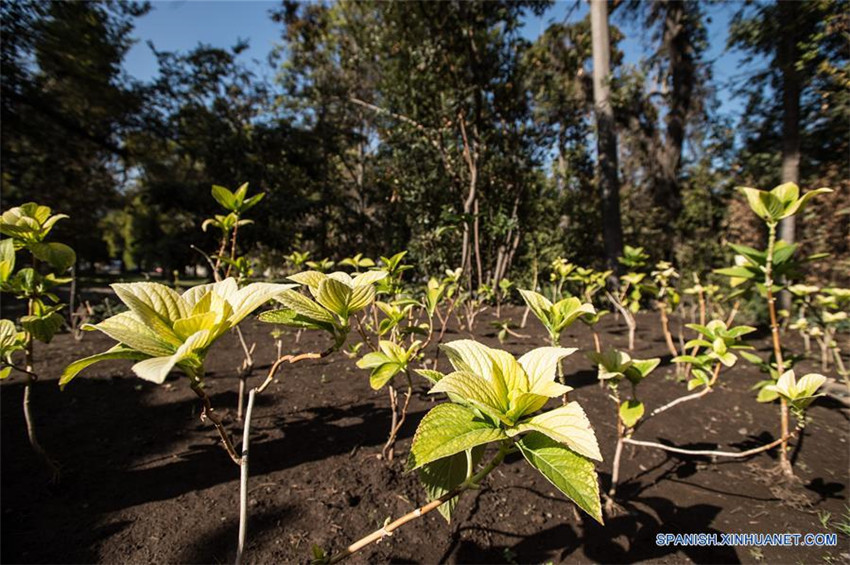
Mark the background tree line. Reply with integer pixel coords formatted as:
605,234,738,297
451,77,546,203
1,0,847,288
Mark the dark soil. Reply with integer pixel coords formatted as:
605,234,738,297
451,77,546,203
2,305,849,564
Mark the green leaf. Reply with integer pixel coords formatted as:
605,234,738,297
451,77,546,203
407,403,505,470
351,270,388,287
29,242,76,272
772,181,799,206
430,370,509,416
518,289,553,326
59,345,150,388
419,446,485,522
518,347,577,394
629,358,660,379
347,283,376,314
739,187,770,221
275,290,338,326
440,340,508,405
84,311,175,357
241,192,265,212
618,400,645,428
130,330,209,384
288,270,327,292
415,368,445,384
368,362,402,390
782,187,833,218
511,402,602,461
211,185,237,211
258,308,335,333
112,282,188,344
228,282,296,325
173,312,218,341
0,238,14,282
316,277,352,318
756,386,780,403
517,432,602,524
356,351,390,369
21,311,64,343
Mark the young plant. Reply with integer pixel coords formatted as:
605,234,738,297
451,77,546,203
587,348,660,498
651,261,681,359
339,253,375,271
568,266,611,352
260,269,387,351
356,339,421,460
62,277,295,563
305,257,335,272
205,182,265,277
548,257,575,301
324,340,603,562
518,288,595,347
201,183,266,419
764,370,828,424
495,277,514,318
609,247,655,351
673,320,755,390
375,251,413,298
737,182,832,475
0,203,77,477
490,318,528,344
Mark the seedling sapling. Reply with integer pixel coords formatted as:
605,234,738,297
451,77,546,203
320,340,603,563
737,182,831,475
0,203,77,477
201,183,266,419
586,347,659,500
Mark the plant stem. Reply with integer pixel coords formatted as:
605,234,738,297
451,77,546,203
234,327,255,420
633,362,722,433
236,388,256,565
609,396,624,497
225,220,240,279
658,303,679,358
22,299,59,478
256,349,332,394
327,441,510,564
624,430,797,458
765,221,792,476
725,300,740,326
190,381,242,465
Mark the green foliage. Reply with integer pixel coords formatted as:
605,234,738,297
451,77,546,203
0,203,76,271
673,320,755,389
0,319,27,379
408,339,602,523
356,339,420,390
588,347,659,429
739,183,832,225
763,370,827,416
1,202,76,346
714,240,825,299
260,270,387,346
518,288,595,345
618,245,649,270
61,278,292,386
210,183,265,215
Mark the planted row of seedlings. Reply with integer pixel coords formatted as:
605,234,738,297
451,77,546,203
0,182,844,563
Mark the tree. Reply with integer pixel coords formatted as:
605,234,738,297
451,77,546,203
590,0,624,271
729,0,849,284
0,1,149,265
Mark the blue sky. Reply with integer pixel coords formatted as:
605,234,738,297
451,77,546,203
124,1,751,119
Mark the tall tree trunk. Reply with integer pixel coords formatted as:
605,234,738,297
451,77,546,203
590,0,624,272
656,0,694,253
778,0,801,311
